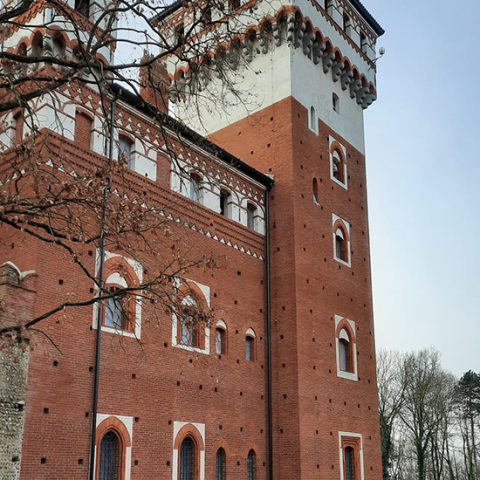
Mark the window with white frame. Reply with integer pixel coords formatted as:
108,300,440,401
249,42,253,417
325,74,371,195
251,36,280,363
188,172,202,203
247,202,257,230
339,433,364,480
333,215,351,267
335,315,358,381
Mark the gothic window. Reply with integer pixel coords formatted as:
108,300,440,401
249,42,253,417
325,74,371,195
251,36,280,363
75,0,90,17
180,436,196,480
332,149,344,183
247,203,257,230
245,330,256,361
118,135,134,167
220,189,231,217
216,447,226,480
247,450,256,480
308,106,318,134
338,328,353,373
335,227,347,262
215,323,227,355
99,431,121,480
31,31,44,58
189,173,202,202
180,306,200,348
52,32,66,57
344,446,356,480
104,288,126,330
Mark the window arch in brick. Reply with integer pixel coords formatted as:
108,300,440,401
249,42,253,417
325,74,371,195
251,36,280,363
173,423,205,480
216,447,226,480
173,280,211,354
329,138,347,188
95,415,132,480
215,320,227,356
92,252,143,338
332,215,351,267
339,433,363,480
247,449,256,480
335,316,358,381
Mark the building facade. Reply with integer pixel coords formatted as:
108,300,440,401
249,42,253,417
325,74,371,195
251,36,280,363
0,0,384,478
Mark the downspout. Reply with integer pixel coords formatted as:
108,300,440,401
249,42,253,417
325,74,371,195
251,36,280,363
265,184,273,480
88,92,116,480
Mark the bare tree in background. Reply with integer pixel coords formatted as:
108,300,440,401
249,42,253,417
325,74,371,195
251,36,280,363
0,0,271,339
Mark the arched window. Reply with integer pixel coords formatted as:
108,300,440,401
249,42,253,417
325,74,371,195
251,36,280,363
312,177,319,205
335,227,347,262
215,322,227,355
344,446,356,480
104,288,127,330
338,328,352,373
308,106,318,134
189,173,202,202
180,298,201,348
216,447,226,480
332,149,344,183
52,32,66,57
118,134,134,167
31,32,44,58
220,189,231,217
99,430,121,480
245,330,256,362
75,0,90,17
180,436,196,480
247,450,256,480
247,203,257,230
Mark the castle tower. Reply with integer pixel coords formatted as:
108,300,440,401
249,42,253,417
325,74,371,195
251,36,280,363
159,0,384,478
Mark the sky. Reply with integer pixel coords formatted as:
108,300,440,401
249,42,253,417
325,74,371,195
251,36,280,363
363,0,480,376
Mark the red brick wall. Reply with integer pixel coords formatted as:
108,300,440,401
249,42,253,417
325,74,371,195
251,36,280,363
210,96,383,479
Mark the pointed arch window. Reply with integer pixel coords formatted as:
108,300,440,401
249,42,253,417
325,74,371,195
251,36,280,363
216,447,226,480
332,149,344,183
189,172,202,203
99,430,121,480
247,203,257,230
215,321,227,355
338,328,353,373
247,450,256,480
220,189,232,218
335,227,347,262
180,436,196,480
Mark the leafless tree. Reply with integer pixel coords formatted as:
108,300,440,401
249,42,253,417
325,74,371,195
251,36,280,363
0,0,271,340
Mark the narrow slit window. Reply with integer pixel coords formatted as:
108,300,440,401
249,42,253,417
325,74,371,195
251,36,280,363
99,431,120,480
216,327,226,355
220,189,231,217
332,93,340,113
335,227,347,262
216,447,226,480
246,336,255,361
247,203,257,230
189,173,202,203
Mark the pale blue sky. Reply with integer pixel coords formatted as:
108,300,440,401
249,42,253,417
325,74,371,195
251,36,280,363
364,0,480,376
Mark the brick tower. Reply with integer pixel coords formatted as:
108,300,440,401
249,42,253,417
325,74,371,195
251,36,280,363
160,0,385,478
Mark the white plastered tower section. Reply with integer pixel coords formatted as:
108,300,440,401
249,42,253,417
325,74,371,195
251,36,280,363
167,0,381,156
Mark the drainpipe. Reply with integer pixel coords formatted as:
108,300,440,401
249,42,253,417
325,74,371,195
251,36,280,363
87,92,116,480
265,184,273,480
